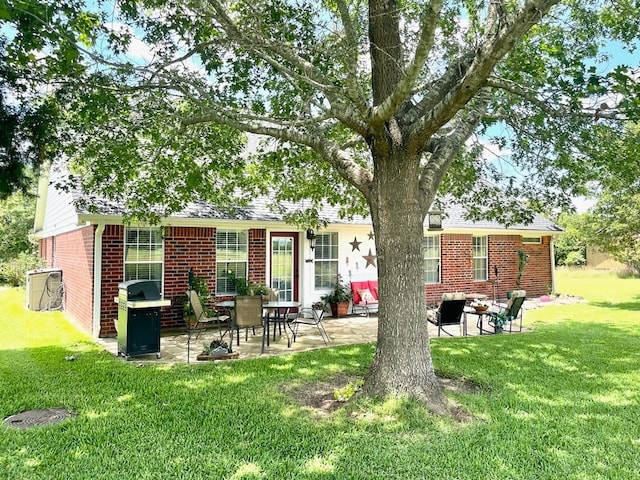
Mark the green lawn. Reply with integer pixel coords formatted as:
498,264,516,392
1,270,640,479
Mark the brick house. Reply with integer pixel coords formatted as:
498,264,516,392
33,168,562,338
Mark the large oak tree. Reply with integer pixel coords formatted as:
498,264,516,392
5,0,639,412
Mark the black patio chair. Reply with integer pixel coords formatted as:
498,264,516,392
427,292,467,337
487,289,526,333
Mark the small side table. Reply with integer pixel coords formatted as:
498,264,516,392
464,307,493,335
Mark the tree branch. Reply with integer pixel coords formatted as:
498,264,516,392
206,0,369,136
408,0,561,150
486,77,623,120
180,110,373,194
418,99,488,213
335,0,369,115
369,0,443,125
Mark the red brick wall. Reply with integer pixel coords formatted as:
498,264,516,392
43,223,552,336
39,237,54,267
162,226,217,329
43,226,95,332
248,229,267,284
98,225,124,336
98,226,269,336
424,234,552,304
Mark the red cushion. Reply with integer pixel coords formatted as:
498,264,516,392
368,281,379,300
350,281,369,304
351,280,379,304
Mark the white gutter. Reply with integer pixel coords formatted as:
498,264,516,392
92,222,106,337
550,237,557,294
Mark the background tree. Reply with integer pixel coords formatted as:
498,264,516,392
584,188,640,274
0,189,43,285
554,212,588,267
0,0,97,199
557,123,640,273
9,1,640,412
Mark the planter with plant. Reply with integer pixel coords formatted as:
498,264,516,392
488,311,510,333
321,274,352,317
197,339,239,361
226,270,269,296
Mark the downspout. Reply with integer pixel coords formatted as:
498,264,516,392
92,222,106,337
550,236,557,295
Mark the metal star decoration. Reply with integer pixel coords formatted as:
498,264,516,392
368,230,374,240
349,237,362,251
363,248,377,268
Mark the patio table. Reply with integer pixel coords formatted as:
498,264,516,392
216,299,300,348
263,301,300,346
465,293,488,304
464,306,495,335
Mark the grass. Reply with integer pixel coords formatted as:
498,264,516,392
1,270,640,479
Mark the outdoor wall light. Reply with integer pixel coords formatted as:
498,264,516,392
428,210,443,231
306,228,317,250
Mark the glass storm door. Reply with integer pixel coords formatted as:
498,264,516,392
270,233,298,301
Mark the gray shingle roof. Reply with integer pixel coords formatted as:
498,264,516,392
72,191,560,233
54,159,560,233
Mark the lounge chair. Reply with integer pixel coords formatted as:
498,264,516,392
426,292,467,337
487,290,526,333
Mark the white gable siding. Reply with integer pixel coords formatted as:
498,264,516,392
40,184,82,238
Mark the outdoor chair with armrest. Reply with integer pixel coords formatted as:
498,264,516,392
487,289,526,333
426,292,468,337
186,289,230,339
290,304,330,345
230,295,266,353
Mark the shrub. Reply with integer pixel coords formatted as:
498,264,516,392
564,251,586,267
0,252,45,286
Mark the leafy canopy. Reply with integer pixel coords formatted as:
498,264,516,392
0,0,635,225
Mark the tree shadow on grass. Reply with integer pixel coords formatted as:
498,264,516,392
590,298,640,312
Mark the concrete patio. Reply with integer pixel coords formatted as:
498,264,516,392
98,306,536,364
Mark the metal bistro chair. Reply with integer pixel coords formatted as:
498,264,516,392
186,290,230,339
230,295,266,353
488,290,526,333
291,305,330,345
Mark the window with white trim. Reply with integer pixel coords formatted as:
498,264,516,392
124,227,164,293
423,235,441,284
522,236,541,244
216,229,248,294
472,236,488,281
314,232,338,289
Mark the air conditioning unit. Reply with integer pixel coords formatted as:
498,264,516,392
26,269,63,311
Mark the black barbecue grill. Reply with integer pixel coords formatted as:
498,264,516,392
117,280,171,360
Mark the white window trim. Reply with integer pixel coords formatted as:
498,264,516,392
423,234,441,284
314,232,339,291
216,229,249,295
472,235,488,282
123,226,165,294
522,236,542,244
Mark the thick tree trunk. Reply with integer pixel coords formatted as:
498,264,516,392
362,149,449,415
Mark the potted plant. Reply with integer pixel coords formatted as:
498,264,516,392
226,271,269,296
321,274,352,317
488,311,510,333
